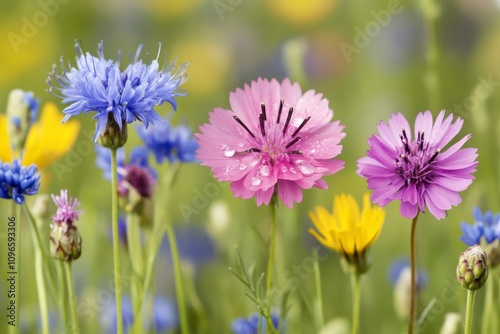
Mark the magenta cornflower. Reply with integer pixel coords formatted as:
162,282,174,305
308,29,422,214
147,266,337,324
196,78,345,208
357,110,478,220
51,189,82,223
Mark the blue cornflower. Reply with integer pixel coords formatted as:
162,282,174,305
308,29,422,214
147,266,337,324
136,117,198,163
48,41,188,141
459,207,500,246
232,313,282,334
153,296,178,332
0,159,41,204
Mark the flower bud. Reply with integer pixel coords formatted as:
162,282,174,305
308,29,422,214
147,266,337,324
6,89,39,152
50,222,82,262
456,245,488,291
97,114,128,149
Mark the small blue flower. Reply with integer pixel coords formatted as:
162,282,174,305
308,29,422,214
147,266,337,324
153,296,178,332
0,159,41,204
459,207,500,246
23,91,40,125
389,258,428,289
48,41,188,141
136,118,199,163
232,313,282,334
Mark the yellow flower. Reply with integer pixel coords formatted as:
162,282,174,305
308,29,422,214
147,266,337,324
267,0,338,25
309,193,385,274
0,102,80,171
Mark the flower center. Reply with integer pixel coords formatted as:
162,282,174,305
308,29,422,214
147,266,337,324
395,128,439,185
232,98,310,160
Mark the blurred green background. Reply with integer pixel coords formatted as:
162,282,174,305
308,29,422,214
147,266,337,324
1,0,500,333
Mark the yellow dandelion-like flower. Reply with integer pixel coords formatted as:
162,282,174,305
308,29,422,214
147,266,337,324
0,101,80,172
309,193,385,274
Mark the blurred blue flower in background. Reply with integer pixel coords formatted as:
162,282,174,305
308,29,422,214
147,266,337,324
95,145,156,180
136,117,198,164
153,296,179,332
389,258,428,289
232,313,282,334
162,225,216,267
459,207,500,246
48,41,188,141
100,296,134,333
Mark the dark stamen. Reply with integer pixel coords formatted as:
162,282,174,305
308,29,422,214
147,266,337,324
246,148,261,153
401,128,408,142
292,116,311,137
260,103,267,121
259,113,266,136
283,107,293,134
401,153,409,164
285,136,300,149
234,116,255,139
277,98,284,124
288,150,302,155
419,131,424,151
429,150,440,163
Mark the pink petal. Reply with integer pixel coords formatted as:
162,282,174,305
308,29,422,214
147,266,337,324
400,201,418,219
277,180,303,208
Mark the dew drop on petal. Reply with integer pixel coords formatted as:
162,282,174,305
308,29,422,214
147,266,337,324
239,163,247,170
293,118,304,127
259,165,270,177
251,177,262,186
289,167,297,174
223,148,235,157
298,164,315,175
281,165,288,173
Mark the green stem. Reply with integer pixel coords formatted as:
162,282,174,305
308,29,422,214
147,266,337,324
465,289,476,334
56,261,70,334
266,196,278,332
25,205,49,334
350,274,361,334
110,148,123,334
313,249,324,329
166,223,189,334
63,261,79,333
408,212,420,334
127,213,144,334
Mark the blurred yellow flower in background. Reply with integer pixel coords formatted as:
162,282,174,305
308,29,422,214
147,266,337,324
309,193,385,274
171,38,232,96
0,17,58,91
141,0,202,18
0,102,80,170
267,0,338,25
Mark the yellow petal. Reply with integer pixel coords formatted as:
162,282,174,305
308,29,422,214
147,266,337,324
0,114,12,162
22,102,81,169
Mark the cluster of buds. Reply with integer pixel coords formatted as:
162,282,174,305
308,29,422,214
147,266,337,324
456,245,488,291
50,190,82,262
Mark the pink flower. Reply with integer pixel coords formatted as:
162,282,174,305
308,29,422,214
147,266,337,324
196,78,345,208
51,189,82,224
357,110,478,220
